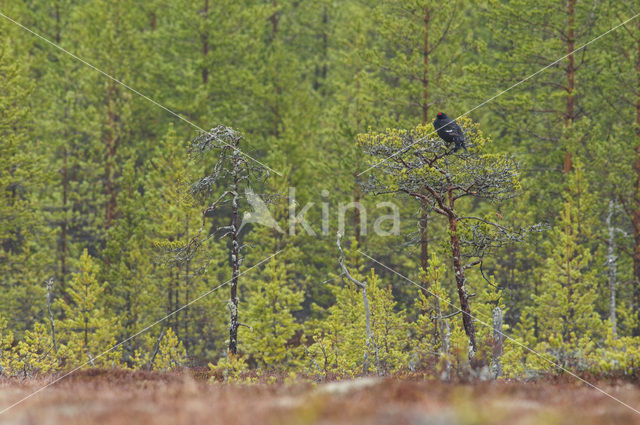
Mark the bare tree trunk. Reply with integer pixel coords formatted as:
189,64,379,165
46,278,58,354
419,201,429,273
491,307,503,379
606,200,618,337
441,319,451,380
337,234,380,375
448,213,476,353
564,0,576,174
354,181,362,244
168,269,174,329
184,217,190,352
229,147,241,355
148,328,165,370
360,284,378,375
435,299,450,381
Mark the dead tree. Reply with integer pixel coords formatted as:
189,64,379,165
45,278,58,354
185,126,270,355
337,233,381,376
491,307,503,379
360,121,539,354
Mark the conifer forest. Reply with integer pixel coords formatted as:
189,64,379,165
3,1,640,424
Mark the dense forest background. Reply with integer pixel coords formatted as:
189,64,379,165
2,0,640,379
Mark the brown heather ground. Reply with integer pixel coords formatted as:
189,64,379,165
1,369,640,425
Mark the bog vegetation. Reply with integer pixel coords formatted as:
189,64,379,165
1,0,640,383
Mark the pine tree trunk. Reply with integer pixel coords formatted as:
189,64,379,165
419,2,430,274
105,82,118,229
607,199,617,337
564,0,576,173
201,0,209,84
354,181,362,244
60,146,68,292
229,147,241,355
634,18,640,336
361,284,380,376
314,4,328,93
491,307,503,378
419,201,429,273
271,0,280,139
447,213,476,353
184,217,191,352
422,1,430,125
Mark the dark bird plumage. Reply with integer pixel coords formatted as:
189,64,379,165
433,112,466,152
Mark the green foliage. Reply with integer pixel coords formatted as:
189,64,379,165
306,244,408,377
532,199,603,366
133,328,187,371
4,322,58,377
2,0,640,382
208,353,252,384
240,257,303,370
57,250,120,368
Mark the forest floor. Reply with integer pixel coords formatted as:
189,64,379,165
0,369,639,425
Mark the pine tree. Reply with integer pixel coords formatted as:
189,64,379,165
307,241,408,377
147,125,227,362
0,37,49,336
359,119,532,353
5,322,58,377
413,253,452,374
132,327,187,371
57,249,120,368
240,257,303,370
528,200,602,369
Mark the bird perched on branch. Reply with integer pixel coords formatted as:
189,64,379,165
433,112,466,153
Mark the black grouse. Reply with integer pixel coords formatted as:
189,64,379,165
433,112,466,152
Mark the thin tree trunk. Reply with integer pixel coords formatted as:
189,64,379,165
201,0,209,84
419,200,429,273
422,1,430,125
360,284,380,375
420,2,431,272
314,4,328,93
491,307,503,379
354,181,362,244
434,296,450,380
634,17,640,336
271,0,280,139
607,199,617,337
168,269,174,329
60,146,68,292
229,147,241,355
564,0,576,173
184,217,190,352
105,82,118,229
46,278,58,354
337,234,380,375
440,319,451,380
448,213,476,353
